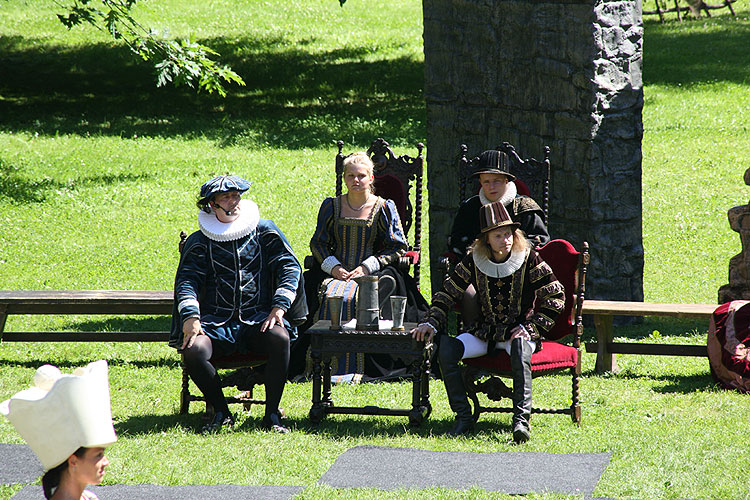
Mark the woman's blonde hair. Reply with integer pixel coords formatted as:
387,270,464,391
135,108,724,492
470,227,528,260
342,152,375,194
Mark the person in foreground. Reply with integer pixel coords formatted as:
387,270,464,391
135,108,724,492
293,152,427,379
170,175,306,433
412,201,564,442
1,360,117,500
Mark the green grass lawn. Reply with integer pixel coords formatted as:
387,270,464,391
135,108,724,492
2,1,750,499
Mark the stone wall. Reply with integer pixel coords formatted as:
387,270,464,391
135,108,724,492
423,0,644,301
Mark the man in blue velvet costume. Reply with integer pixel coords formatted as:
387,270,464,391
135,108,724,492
170,175,306,433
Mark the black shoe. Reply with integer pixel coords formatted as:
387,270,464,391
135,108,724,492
447,417,474,437
261,412,290,433
512,421,530,444
200,411,234,434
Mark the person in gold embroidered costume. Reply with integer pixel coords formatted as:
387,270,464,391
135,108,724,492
412,201,564,442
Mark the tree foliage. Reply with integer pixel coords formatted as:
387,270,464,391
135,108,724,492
53,0,245,96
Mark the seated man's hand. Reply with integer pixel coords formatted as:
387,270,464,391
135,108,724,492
410,324,434,342
509,324,531,341
182,317,203,350
261,306,286,333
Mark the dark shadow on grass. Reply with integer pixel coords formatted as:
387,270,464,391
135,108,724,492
0,34,425,149
0,357,179,370
298,415,513,439
598,368,716,394
0,157,154,204
643,15,750,87
653,372,717,393
57,316,171,332
115,413,201,436
116,413,439,437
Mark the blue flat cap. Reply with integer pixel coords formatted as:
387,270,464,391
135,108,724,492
199,175,252,205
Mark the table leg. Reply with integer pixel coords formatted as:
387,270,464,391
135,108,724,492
594,314,618,373
322,359,333,407
409,358,425,427
309,351,325,423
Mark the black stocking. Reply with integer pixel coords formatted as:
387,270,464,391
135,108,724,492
182,335,230,415
254,325,290,418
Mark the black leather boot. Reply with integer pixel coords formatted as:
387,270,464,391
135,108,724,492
510,337,533,444
438,335,474,436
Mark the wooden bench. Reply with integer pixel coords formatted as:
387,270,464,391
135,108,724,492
0,290,173,342
581,300,717,373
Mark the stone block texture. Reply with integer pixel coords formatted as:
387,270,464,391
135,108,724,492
423,0,644,301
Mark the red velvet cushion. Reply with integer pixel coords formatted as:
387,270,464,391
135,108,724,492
374,174,407,224
464,340,578,374
707,301,750,393
536,239,580,341
404,250,420,265
514,179,531,196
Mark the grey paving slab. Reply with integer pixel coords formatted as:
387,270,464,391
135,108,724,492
10,484,304,500
0,444,43,485
320,444,611,496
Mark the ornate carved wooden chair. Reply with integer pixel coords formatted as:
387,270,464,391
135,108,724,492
335,138,425,284
294,138,425,380
303,138,424,280
458,142,550,226
177,231,269,420
460,239,589,426
440,142,552,331
442,142,551,270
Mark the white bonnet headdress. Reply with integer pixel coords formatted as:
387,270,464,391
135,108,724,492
0,360,117,471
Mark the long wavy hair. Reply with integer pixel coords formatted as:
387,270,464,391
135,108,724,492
470,227,528,261
42,447,86,499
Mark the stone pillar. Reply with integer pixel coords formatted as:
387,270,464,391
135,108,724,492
718,169,750,303
423,0,644,301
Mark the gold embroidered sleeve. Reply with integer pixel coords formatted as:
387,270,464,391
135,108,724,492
523,258,566,338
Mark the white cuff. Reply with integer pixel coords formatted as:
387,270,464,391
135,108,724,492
418,322,438,335
362,256,380,274
518,324,531,341
321,256,342,275
275,287,297,303
177,298,200,313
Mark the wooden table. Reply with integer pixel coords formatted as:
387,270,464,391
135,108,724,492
308,320,433,427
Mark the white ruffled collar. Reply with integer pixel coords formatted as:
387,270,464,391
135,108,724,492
479,181,516,207
198,199,259,242
472,246,527,278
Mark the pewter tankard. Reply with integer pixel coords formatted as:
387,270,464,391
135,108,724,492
354,275,395,330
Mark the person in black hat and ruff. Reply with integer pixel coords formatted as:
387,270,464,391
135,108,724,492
412,201,564,442
1,360,117,500
447,149,551,345
449,149,549,259
170,175,307,433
